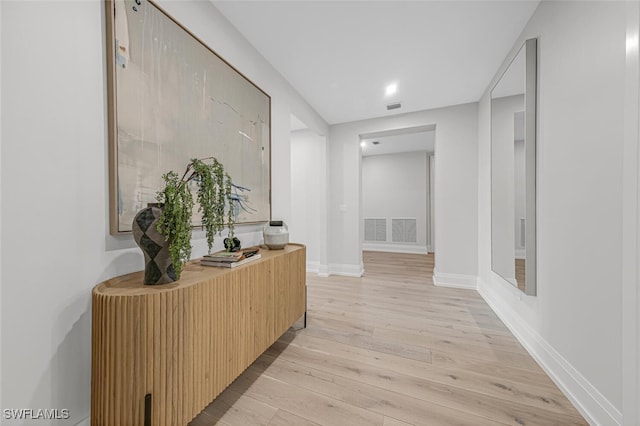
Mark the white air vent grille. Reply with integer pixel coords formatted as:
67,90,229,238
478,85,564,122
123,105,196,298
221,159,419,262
364,218,387,242
392,218,417,243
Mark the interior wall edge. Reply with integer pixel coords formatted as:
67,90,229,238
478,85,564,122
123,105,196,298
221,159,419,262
622,2,640,425
431,269,477,290
328,262,364,278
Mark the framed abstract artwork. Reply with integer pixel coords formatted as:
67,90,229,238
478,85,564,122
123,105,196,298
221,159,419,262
105,0,271,233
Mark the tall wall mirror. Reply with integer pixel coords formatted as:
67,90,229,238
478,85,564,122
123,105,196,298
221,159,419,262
491,38,537,295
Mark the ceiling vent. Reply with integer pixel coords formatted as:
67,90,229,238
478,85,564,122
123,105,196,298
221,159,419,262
386,102,402,111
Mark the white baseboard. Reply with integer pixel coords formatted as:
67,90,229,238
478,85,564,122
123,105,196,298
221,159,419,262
307,261,363,277
307,261,330,277
329,262,364,277
317,263,330,277
432,269,477,290
477,278,622,426
306,260,320,273
362,243,428,254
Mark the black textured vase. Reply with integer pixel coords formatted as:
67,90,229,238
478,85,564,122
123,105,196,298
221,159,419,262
132,203,177,285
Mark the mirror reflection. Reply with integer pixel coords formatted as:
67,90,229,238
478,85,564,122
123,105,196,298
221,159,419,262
491,38,537,295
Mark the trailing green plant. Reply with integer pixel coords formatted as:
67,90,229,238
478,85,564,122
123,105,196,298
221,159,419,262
155,170,194,279
155,157,236,278
191,158,235,248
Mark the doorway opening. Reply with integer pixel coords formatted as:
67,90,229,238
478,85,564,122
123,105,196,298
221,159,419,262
360,125,436,258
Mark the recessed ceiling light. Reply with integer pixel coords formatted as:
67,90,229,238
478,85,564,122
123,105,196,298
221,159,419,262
360,141,366,148
385,83,397,97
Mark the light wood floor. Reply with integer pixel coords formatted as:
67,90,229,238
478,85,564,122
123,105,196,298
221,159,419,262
189,251,587,426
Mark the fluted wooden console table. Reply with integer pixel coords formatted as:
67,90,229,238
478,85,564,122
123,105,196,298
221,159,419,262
92,244,306,426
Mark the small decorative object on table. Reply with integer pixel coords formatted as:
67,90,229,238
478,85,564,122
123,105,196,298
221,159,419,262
132,203,176,285
224,236,242,252
263,220,289,249
201,247,261,268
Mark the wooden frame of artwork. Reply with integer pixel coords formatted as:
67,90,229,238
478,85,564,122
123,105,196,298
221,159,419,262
105,0,271,234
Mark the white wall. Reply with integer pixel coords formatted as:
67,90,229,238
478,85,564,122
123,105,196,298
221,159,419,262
0,1,327,423
362,151,429,253
477,2,627,424
329,103,478,283
290,129,328,273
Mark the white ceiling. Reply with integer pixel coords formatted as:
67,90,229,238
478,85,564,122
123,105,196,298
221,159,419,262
213,0,540,126
361,125,435,156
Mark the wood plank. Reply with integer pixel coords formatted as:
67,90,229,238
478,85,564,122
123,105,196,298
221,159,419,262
248,355,505,426
228,369,385,426
383,417,414,426
268,410,322,426
307,309,529,355
263,338,583,423
371,327,540,370
271,331,567,402
188,411,231,426
200,388,277,426
189,251,588,426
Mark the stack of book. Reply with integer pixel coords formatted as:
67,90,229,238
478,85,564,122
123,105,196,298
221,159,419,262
200,247,261,268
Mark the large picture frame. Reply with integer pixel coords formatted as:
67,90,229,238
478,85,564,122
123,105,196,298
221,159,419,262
105,0,271,234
